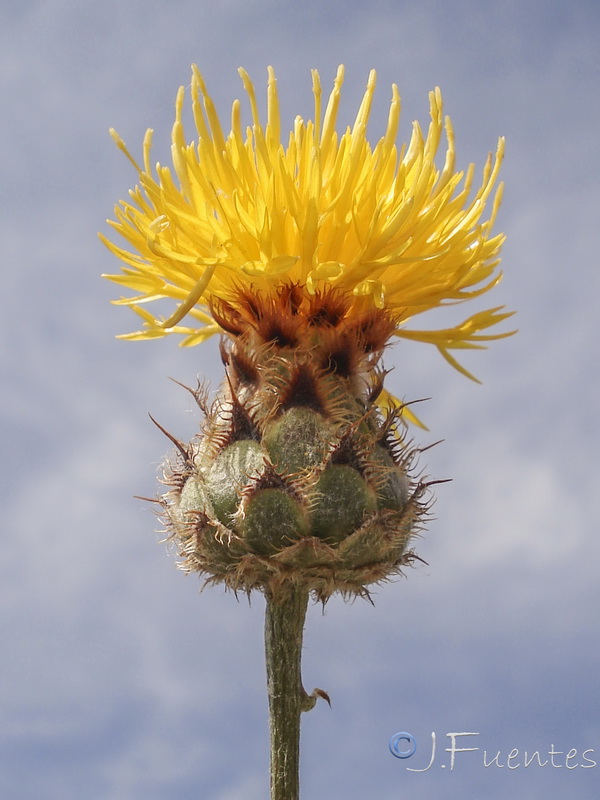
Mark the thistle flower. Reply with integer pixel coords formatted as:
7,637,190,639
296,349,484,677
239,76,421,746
102,64,511,379
101,66,512,800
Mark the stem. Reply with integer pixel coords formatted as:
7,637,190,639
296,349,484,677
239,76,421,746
264,584,309,800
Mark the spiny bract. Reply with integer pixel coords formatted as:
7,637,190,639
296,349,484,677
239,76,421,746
161,285,429,601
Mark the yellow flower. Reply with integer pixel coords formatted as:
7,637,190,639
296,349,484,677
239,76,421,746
101,65,513,379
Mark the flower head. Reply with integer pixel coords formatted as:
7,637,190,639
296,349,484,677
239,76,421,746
101,65,513,378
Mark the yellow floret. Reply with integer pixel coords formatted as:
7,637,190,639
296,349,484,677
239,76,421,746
101,65,513,375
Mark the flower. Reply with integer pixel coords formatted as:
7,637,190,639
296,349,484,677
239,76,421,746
101,65,513,379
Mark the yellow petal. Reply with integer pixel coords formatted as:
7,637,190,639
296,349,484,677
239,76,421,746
101,65,512,378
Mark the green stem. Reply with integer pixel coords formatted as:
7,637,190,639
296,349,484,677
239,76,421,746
264,584,310,800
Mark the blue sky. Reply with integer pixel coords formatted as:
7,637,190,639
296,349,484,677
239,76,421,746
2,1,600,798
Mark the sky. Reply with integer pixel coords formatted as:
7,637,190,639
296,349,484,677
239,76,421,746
2,0,600,798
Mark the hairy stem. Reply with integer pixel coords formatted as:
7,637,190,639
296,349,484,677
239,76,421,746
264,584,310,800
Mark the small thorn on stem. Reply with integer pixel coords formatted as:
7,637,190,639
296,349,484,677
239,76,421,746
416,439,444,453
133,494,161,504
300,686,331,712
148,413,192,464
422,478,452,488
168,376,208,411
